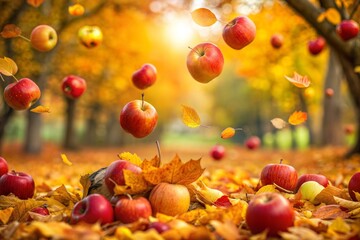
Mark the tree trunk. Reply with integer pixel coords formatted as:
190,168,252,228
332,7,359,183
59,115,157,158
23,106,42,154
63,98,78,149
321,49,344,146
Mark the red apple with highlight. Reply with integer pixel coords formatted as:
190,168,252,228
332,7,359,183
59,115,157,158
295,173,329,192
260,162,298,192
222,16,256,50
114,195,152,223
132,64,157,90
308,37,326,55
4,78,41,110
336,20,359,41
61,75,87,99
30,25,58,52
0,170,35,199
210,144,225,161
270,34,284,49
0,157,8,177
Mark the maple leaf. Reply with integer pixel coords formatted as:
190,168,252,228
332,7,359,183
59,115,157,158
181,105,201,128
0,24,21,38
288,111,307,125
118,152,142,167
191,8,217,27
113,169,149,195
285,72,310,88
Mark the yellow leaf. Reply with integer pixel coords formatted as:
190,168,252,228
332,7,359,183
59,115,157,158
288,111,307,125
0,207,13,224
270,118,288,129
61,154,72,166
191,181,225,205
324,8,341,25
0,24,22,38
115,226,133,240
191,8,217,27
30,105,51,113
317,12,326,23
68,3,85,16
80,174,91,198
0,57,18,76
26,0,44,7
117,152,142,167
328,217,351,234
354,66,360,73
113,169,149,195
285,72,310,88
221,127,235,139
181,105,201,128
256,184,279,194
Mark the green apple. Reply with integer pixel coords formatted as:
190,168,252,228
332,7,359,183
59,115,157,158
298,181,324,204
78,26,103,48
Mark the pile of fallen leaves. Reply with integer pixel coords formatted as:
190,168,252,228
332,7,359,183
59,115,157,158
0,145,360,239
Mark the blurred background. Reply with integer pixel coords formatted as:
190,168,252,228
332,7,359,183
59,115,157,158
0,0,357,155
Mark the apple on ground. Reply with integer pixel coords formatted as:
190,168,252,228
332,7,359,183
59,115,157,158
104,160,142,195
260,162,298,192
336,20,359,41
0,157,8,177
119,95,158,138
222,16,256,50
132,64,157,90
149,182,190,216
71,193,114,225
0,170,35,199
28,205,50,221
246,192,295,236
245,136,261,150
298,181,325,204
210,144,225,161
348,172,360,201
186,42,224,83
61,75,87,99
4,78,41,110
308,37,326,55
114,195,152,223
270,33,284,49
78,25,103,48
147,221,171,233
30,25,58,52
295,173,329,192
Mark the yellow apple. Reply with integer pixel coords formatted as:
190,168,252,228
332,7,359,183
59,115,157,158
78,26,103,48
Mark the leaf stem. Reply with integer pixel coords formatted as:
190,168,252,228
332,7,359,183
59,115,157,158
18,34,30,42
12,74,18,82
0,74,5,82
155,140,161,167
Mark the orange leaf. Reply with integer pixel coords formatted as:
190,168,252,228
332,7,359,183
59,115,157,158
0,24,22,38
113,169,149,195
285,72,310,88
117,152,142,167
0,57,18,76
68,3,85,16
270,118,288,129
181,105,201,128
30,105,51,113
27,0,44,7
312,205,351,220
317,12,326,23
324,8,341,25
61,153,72,166
221,127,235,139
191,8,217,27
288,111,307,125
0,207,13,224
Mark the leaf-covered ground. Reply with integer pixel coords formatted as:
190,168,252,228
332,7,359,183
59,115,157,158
1,143,360,239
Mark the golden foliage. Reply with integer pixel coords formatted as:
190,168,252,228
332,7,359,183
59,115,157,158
181,105,201,128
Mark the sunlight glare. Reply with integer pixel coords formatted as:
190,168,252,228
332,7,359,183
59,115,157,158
165,15,194,47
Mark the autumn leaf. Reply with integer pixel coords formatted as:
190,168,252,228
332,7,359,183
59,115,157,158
317,12,326,23
113,169,149,195
328,217,351,234
68,3,85,16
256,184,279,194
9,198,47,222
181,105,201,128
0,57,18,76
61,153,73,166
27,0,44,7
324,8,341,25
312,205,351,219
80,174,91,198
0,24,22,38
214,195,232,208
315,186,349,205
221,127,235,139
191,8,217,27
30,105,51,113
191,181,225,205
270,118,288,129
210,220,241,240
118,152,142,167
288,111,307,125
285,72,310,88
0,207,13,224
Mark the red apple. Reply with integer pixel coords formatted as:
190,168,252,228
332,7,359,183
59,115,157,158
147,221,171,233
270,34,284,49
78,25,103,48
0,170,35,199
119,97,158,138
336,20,359,41
186,42,224,83
246,192,295,236
308,37,326,55
295,174,329,192
104,160,142,194
71,194,114,225
325,88,334,97
114,195,152,223
4,78,41,110
245,136,261,150
149,182,190,216
222,16,256,50
132,64,157,90
28,205,50,221
61,75,87,99
210,144,225,161
348,172,360,201
0,157,8,177
30,25,58,52
260,162,298,192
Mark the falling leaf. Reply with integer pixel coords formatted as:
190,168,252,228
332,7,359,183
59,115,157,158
317,12,326,23
0,57,18,76
191,8,217,27
61,154,72,166
181,105,201,128
0,24,22,38
221,127,235,139
288,111,307,125
270,118,288,129
117,152,142,167
324,8,341,25
27,0,44,7
68,3,85,16
30,105,51,113
285,72,310,88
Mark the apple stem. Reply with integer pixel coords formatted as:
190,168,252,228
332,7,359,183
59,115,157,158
126,193,133,200
141,93,144,110
155,140,161,167
188,46,201,56
18,34,30,42
279,159,283,164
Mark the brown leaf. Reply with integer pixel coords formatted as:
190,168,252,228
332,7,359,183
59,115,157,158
27,0,44,7
312,205,350,219
181,105,201,128
288,111,307,126
0,24,21,38
210,220,241,240
173,158,205,185
333,196,360,211
191,8,217,27
280,227,323,240
141,155,160,169
315,185,349,205
221,127,235,139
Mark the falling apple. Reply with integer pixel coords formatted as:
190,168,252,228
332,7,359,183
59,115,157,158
61,75,87,99
222,16,256,50
4,78,41,110
186,42,224,83
132,64,157,90
270,33,284,49
30,25,58,52
78,25,103,48
308,37,326,55
210,144,225,161
336,20,359,41
325,88,334,97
